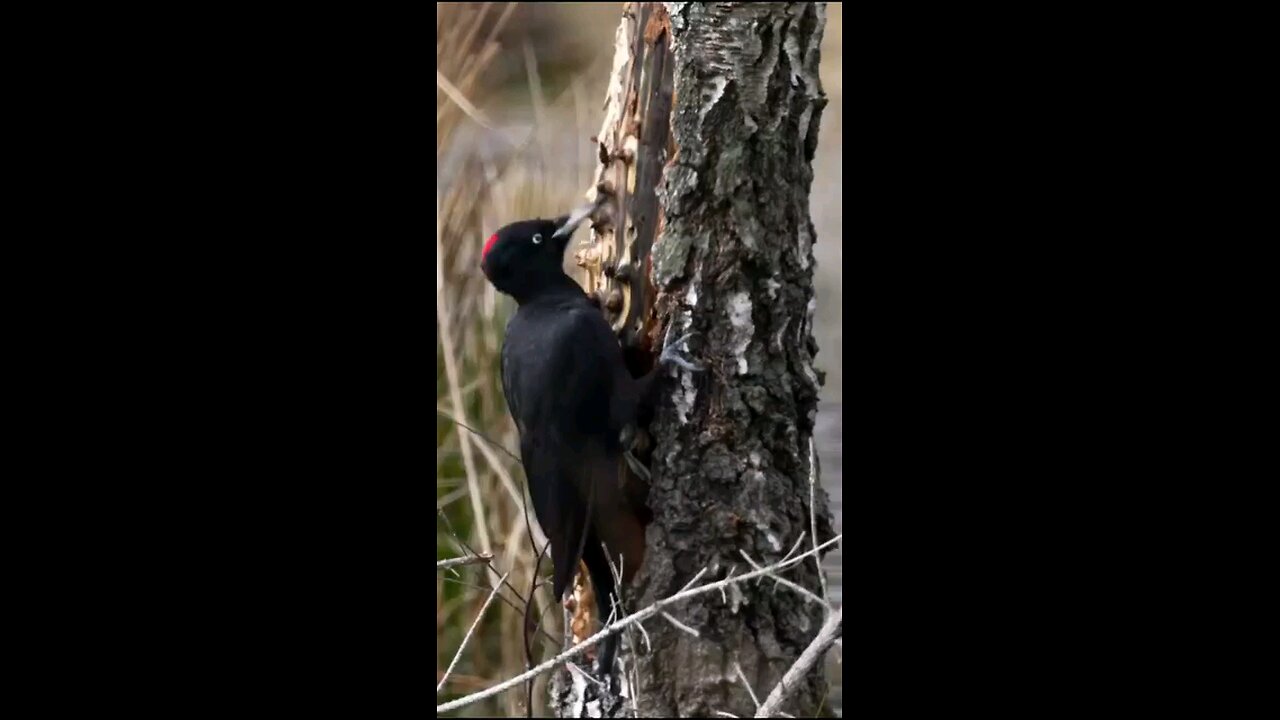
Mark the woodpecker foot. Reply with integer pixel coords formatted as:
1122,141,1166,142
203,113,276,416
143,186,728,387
660,331,703,372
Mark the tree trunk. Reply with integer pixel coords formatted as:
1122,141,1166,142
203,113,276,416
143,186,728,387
564,3,835,717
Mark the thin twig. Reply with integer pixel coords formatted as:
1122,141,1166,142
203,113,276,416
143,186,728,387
808,438,829,609
437,509,543,637
634,613,651,653
437,510,516,599
436,534,842,714
437,571,511,693
437,408,531,521
660,611,700,638
435,409,520,463
566,661,605,688
437,577,558,646
734,661,761,710
440,407,550,716
779,531,808,567
603,543,650,659
437,553,494,570
595,540,650,719
754,607,843,718
756,532,809,592
737,549,828,607
680,567,709,593
719,566,736,604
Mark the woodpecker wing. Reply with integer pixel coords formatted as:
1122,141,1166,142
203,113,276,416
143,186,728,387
501,299,642,601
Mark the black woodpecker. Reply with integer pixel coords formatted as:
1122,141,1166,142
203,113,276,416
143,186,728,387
480,203,697,678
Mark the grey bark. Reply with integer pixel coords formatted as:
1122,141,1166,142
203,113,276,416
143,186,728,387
562,3,835,717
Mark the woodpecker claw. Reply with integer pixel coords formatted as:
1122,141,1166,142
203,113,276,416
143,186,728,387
666,330,699,348
663,353,703,372
659,331,703,372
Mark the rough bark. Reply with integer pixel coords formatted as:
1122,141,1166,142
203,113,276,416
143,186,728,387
563,3,835,717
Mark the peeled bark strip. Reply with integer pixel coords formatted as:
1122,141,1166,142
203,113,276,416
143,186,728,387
576,3,674,360
562,3,835,717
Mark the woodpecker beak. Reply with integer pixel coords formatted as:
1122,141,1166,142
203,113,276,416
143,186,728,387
551,195,605,240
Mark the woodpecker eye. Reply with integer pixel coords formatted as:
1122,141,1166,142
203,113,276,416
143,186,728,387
532,233,543,245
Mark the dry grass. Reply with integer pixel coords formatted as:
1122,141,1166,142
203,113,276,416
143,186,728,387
436,3,604,716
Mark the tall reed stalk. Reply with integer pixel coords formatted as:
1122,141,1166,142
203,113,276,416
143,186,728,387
437,3,602,715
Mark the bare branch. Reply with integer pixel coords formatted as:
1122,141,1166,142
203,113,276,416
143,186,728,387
679,566,709,593
437,571,510,693
754,607,843,718
437,534,842,714
436,553,494,570
627,658,642,719
734,661,761,710
634,611,652,653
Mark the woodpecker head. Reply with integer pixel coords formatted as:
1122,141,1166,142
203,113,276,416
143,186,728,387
480,198,600,300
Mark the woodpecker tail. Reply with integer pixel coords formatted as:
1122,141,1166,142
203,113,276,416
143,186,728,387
581,533,622,681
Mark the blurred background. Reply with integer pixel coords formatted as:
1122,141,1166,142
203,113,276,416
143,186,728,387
437,3,842,715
